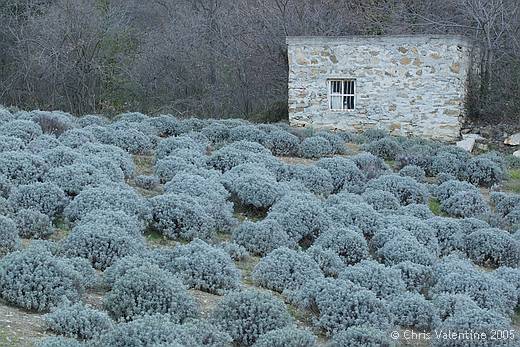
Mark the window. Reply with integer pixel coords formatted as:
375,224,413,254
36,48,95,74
328,79,355,110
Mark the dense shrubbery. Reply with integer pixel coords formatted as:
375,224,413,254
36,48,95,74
252,327,316,347
0,151,48,184
431,256,517,316
464,228,520,267
0,248,84,311
91,314,231,347
226,167,283,210
399,164,426,182
64,185,150,222
0,216,20,255
43,302,113,339
390,292,439,331
267,192,329,244
252,247,323,292
150,193,217,240
366,174,429,205
306,245,344,277
104,265,198,322
328,326,393,347
314,227,369,265
286,164,334,195
325,201,382,238
0,119,42,143
233,219,294,256
465,156,504,187
340,260,406,299
61,223,146,270
210,290,293,346
265,130,300,156
361,188,400,211
8,182,67,217
441,190,490,218
162,239,241,294
290,278,393,335
0,110,517,346
37,337,84,347
316,157,366,193
298,136,333,158
363,137,402,160
14,209,53,239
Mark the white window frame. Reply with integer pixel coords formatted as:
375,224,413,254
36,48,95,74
328,79,356,111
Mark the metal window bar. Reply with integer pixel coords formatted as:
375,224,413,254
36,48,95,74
329,80,355,110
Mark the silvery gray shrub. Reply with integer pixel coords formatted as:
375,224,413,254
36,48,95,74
252,326,317,347
252,247,323,293
150,193,217,240
0,119,42,143
316,156,366,193
61,223,147,270
0,151,48,184
389,292,440,331
210,290,293,346
233,219,294,256
0,248,84,311
339,260,406,299
328,326,394,347
14,208,53,239
104,265,198,322
0,215,20,255
8,182,67,217
43,302,113,339
314,227,369,265
164,239,241,295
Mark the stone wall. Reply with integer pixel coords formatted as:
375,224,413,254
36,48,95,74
287,35,475,141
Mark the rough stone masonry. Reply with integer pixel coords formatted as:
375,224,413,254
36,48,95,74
287,35,475,141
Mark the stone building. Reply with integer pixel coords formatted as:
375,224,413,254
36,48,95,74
286,35,476,141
